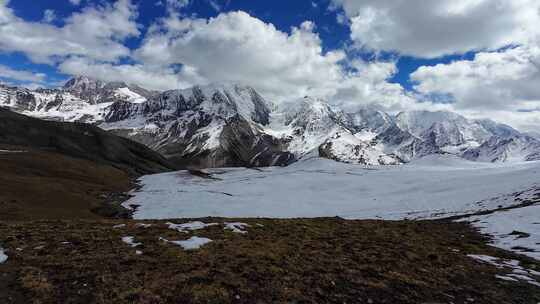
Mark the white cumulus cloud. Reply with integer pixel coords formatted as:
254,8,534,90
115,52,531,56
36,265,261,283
134,11,412,107
411,45,540,131
0,0,139,63
330,0,540,58
0,64,47,83
58,57,192,91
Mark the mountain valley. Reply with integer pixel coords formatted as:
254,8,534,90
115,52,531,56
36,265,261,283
1,77,540,303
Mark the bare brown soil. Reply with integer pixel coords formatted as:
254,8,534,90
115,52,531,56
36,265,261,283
0,218,538,304
0,145,131,221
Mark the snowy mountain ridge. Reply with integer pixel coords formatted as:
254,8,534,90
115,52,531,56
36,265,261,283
2,77,539,167
100,83,292,168
0,76,156,123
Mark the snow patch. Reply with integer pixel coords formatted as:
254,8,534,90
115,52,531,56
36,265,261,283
161,236,213,250
495,275,518,282
115,87,147,103
354,130,377,141
468,254,540,286
172,237,213,250
224,222,250,234
121,236,142,248
461,196,540,260
0,247,7,264
135,223,153,229
166,221,218,233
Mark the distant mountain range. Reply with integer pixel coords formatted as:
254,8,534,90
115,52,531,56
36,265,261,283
0,76,157,123
2,76,540,167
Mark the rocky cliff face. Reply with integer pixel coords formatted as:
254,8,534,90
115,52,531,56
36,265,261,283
63,76,156,104
220,115,295,167
0,84,38,112
264,98,402,165
101,84,294,168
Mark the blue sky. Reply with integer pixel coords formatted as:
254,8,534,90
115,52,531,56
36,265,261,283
0,0,464,89
0,0,539,130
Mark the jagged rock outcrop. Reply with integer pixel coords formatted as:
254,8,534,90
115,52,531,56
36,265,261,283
102,84,294,168
220,115,295,167
268,98,401,165
62,76,156,104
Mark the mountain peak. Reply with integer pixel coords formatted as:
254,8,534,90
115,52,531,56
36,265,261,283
63,75,105,92
282,96,333,114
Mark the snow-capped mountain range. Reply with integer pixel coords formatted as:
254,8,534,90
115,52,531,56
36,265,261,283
2,76,540,167
0,76,156,123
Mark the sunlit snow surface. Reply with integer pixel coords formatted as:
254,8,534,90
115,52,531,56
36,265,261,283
125,155,539,220
462,205,540,260
125,155,540,258
166,221,218,233
121,236,142,248
115,87,147,104
161,236,213,250
468,254,540,286
0,149,26,153
0,247,7,264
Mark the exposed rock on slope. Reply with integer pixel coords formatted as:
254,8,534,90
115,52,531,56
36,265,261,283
220,115,295,167
463,134,540,162
102,84,295,168
269,99,401,165
319,133,401,165
63,75,155,105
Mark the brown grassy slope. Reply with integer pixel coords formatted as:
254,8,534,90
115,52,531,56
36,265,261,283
0,219,539,304
0,146,131,220
0,107,176,176
0,107,177,220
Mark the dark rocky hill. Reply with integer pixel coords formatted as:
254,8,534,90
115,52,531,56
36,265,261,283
0,107,176,176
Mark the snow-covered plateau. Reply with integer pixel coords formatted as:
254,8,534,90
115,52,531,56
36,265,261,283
124,155,540,259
